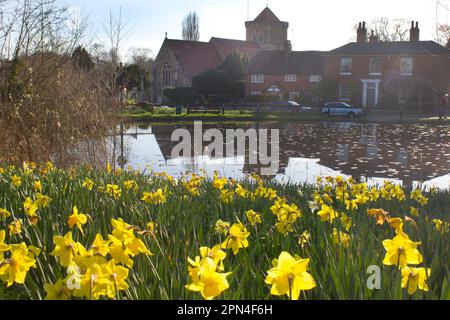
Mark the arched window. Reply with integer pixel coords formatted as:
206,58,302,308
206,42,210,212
163,63,171,86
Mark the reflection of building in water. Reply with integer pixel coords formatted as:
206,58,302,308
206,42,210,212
121,122,449,188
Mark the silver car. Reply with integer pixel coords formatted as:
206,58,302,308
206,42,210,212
321,102,365,118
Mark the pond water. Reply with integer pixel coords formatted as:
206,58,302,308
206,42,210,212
112,121,450,190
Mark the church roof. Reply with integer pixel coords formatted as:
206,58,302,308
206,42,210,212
210,37,261,60
253,7,281,22
164,39,222,77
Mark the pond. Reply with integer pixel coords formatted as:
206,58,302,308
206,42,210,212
112,121,450,190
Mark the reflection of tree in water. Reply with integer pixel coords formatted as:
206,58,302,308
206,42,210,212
113,122,450,185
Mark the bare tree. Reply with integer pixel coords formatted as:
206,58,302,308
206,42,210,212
182,11,200,41
436,23,450,45
369,18,409,42
0,0,111,165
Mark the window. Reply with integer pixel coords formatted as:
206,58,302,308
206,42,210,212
251,74,264,84
252,34,258,41
340,58,352,75
258,34,264,42
340,84,351,101
289,91,300,101
163,63,171,86
398,87,409,103
285,74,297,82
250,91,261,96
309,74,322,83
400,57,413,75
370,57,382,75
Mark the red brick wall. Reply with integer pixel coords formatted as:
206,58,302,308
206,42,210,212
323,54,450,107
245,74,317,98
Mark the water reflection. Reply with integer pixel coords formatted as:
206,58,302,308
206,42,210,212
114,121,450,190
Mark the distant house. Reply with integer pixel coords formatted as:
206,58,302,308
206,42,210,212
246,50,324,102
323,22,450,109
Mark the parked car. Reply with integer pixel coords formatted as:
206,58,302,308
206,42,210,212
321,102,365,118
267,100,312,113
268,100,300,107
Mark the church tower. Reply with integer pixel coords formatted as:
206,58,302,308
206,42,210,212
245,7,290,51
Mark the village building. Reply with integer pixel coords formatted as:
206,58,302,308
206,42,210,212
153,7,450,108
323,22,450,109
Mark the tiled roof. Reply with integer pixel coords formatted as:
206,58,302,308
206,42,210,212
253,7,280,22
248,50,324,74
165,39,222,77
210,37,261,60
328,41,450,56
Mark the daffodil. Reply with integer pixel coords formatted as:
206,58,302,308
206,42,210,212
246,210,262,226
50,232,79,267
186,257,231,300
23,197,38,218
106,184,122,200
141,189,166,205
67,206,88,234
73,263,112,300
0,208,11,221
123,180,138,192
44,279,72,300
215,220,230,235
317,204,338,223
108,235,134,268
221,222,250,255
35,193,51,208
0,243,36,287
82,178,94,191
213,177,228,190
102,260,130,299
298,231,311,249
90,234,110,257
382,233,423,268
219,189,234,204
368,208,390,225
401,266,431,295
332,228,351,247
199,246,227,271
8,219,22,236
33,180,42,192
0,230,10,262
265,252,316,300
11,175,21,187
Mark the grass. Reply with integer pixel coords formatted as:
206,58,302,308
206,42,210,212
118,106,450,124
0,164,449,300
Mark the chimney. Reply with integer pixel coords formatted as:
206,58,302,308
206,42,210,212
369,30,379,42
410,21,420,42
357,21,367,43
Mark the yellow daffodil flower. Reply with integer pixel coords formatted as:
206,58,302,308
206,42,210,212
221,222,250,255
382,233,423,268
401,266,431,295
44,279,72,300
265,251,316,300
50,232,79,267
67,206,88,234
0,243,36,287
246,210,262,226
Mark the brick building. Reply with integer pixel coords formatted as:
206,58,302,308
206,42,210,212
246,50,324,102
323,22,450,109
153,7,450,107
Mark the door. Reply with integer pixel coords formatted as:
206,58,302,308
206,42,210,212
366,83,376,107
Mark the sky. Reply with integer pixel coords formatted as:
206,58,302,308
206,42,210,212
58,0,450,60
